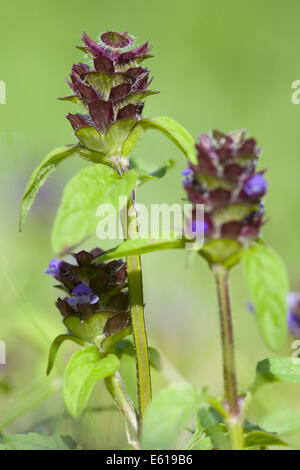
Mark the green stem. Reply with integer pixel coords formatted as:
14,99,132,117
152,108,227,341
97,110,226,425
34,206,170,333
114,160,152,428
104,372,138,436
226,415,244,451
125,194,152,426
212,264,244,450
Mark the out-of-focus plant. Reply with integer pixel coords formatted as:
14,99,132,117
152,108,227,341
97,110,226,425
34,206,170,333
102,130,300,450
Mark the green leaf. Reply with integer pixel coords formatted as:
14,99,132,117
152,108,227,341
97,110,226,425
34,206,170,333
100,328,131,353
130,157,175,182
185,429,214,450
139,117,197,164
63,313,111,346
105,120,137,157
0,433,78,450
242,243,289,351
200,239,242,269
51,165,139,253
47,334,86,375
63,346,119,418
244,430,288,449
259,409,300,436
106,116,195,161
194,436,214,450
141,383,206,450
197,407,230,450
19,145,106,231
250,357,300,393
76,127,105,153
92,233,186,263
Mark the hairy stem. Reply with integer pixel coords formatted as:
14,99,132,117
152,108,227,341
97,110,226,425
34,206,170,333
213,264,244,450
115,160,152,428
104,372,138,436
125,194,152,426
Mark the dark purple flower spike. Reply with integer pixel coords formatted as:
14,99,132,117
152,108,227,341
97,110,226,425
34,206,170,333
44,248,130,330
60,31,158,137
182,130,268,243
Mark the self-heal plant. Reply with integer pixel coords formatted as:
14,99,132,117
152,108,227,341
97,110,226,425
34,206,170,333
19,30,196,440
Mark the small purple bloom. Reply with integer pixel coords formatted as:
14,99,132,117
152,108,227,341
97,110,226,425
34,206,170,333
44,259,61,277
68,284,99,307
182,168,193,186
287,292,300,337
246,301,255,314
243,174,268,197
191,219,209,234
287,310,300,337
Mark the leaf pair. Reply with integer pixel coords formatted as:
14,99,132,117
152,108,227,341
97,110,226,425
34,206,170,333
93,238,290,353
19,116,196,243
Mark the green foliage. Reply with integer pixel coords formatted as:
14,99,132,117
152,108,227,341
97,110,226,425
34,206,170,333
139,117,197,164
92,232,186,263
197,407,230,450
63,313,111,345
244,430,288,449
71,116,195,163
259,409,300,436
200,239,242,269
63,346,119,418
19,145,107,231
51,165,139,253
242,243,289,351
61,313,130,356
0,433,78,450
105,120,139,157
47,334,86,375
189,435,213,450
141,383,206,450
130,156,175,182
100,328,132,353
251,357,300,393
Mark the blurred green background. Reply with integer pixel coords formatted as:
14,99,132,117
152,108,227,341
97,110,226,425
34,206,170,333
1,0,300,449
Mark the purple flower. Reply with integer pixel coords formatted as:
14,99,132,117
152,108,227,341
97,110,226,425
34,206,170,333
191,219,209,234
46,248,129,322
182,168,193,186
44,258,61,277
182,130,267,243
287,310,300,337
287,292,300,337
60,31,158,135
68,284,99,307
243,174,268,197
